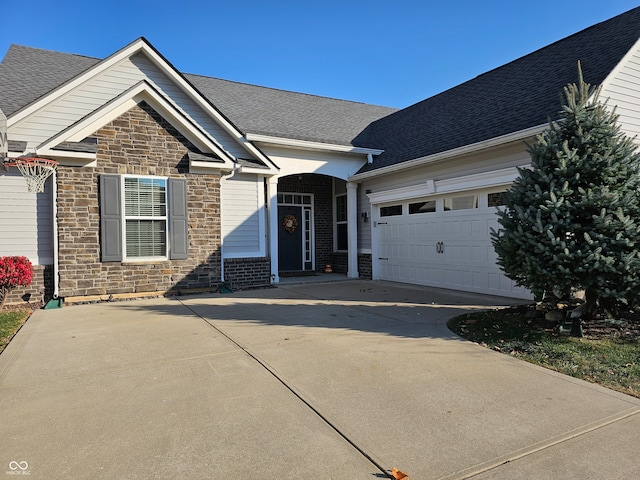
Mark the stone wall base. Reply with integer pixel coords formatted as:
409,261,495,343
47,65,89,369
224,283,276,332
223,257,271,289
330,253,372,279
2,265,53,307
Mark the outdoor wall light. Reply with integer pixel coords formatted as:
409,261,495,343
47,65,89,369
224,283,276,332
361,212,369,222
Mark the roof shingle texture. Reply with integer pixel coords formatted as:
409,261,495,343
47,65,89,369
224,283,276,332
186,74,398,146
1,6,639,174
0,44,99,116
354,6,640,173
0,44,396,149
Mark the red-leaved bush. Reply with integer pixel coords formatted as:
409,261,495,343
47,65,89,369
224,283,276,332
0,256,33,309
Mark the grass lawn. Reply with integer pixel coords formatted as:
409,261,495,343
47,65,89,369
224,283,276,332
448,307,640,399
0,308,31,355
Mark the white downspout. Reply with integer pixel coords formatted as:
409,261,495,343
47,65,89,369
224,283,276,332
52,168,60,300
219,164,239,283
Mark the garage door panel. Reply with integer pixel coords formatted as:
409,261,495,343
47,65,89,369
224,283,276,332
377,208,531,299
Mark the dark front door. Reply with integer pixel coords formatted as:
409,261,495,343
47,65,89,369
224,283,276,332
278,206,303,271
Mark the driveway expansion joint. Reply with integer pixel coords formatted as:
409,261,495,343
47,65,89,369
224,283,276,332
441,408,640,480
178,298,394,479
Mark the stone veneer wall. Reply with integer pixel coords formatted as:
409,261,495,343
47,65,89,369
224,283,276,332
330,252,372,280
357,253,372,280
223,257,271,289
56,102,223,298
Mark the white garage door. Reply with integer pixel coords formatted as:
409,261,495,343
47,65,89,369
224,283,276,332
375,196,531,299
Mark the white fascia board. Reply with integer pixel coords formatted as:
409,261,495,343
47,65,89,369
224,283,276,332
350,124,545,182
435,166,521,193
245,133,384,155
189,160,230,174
37,81,235,168
367,166,522,205
7,146,97,166
39,154,97,167
238,166,274,175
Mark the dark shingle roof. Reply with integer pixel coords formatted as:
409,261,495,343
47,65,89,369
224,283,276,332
0,45,100,116
185,74,397,146
2,6,639,173
354,6,640,173
0,44,396,148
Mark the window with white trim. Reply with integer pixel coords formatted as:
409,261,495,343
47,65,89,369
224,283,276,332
380,204,403,217
487,192,507,207
444,195,478,211
100,175,187,263
124,176,168,259
335,193,347,251
409,200,436,214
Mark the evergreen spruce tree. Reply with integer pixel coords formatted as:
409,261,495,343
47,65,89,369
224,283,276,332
492,65,640,316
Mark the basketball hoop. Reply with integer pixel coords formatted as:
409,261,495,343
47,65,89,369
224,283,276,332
3,157,59,193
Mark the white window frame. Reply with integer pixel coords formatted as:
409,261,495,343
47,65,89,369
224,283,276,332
122,174,169,262
334,193,348,252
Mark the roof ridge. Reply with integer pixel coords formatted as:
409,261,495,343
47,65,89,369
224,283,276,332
4,43,101,62
355,5,640,173
470,6,640,83
184,72,398,110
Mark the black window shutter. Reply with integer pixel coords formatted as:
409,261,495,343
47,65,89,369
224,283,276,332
168,178,188,260
100,175,123,262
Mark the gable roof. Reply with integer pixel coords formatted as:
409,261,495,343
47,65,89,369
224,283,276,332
2,6,639,173
0,43,397,151
185,74,397,146
0,44,100,117
353,6,640,174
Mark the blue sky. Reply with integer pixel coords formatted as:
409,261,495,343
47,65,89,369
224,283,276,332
2,1,638,108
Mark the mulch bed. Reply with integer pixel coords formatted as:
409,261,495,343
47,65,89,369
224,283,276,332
505,303,640,341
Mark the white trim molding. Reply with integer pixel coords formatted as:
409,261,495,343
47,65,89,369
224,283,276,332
367,166,523,205
350,125,544,182
246,133,384,155
36,81,235,169
8,37,276,173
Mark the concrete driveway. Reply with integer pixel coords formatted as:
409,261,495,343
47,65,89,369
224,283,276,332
1,280,639,479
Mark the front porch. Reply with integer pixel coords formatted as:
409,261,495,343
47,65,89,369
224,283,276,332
269,173,364,282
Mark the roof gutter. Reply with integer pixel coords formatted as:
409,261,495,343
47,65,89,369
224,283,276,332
348,124,546,182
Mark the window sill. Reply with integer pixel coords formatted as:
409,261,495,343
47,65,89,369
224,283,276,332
122,257,170,264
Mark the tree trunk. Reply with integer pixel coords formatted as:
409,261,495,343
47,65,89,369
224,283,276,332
584,287,599,319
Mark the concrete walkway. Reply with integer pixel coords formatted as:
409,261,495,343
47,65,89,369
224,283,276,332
1,280,639,479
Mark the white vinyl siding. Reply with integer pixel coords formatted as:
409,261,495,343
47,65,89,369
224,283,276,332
221,175,265,257
357,186,371,251
126,54,248,159
601,45,640,140
10,54,247,159
0,172,52,265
